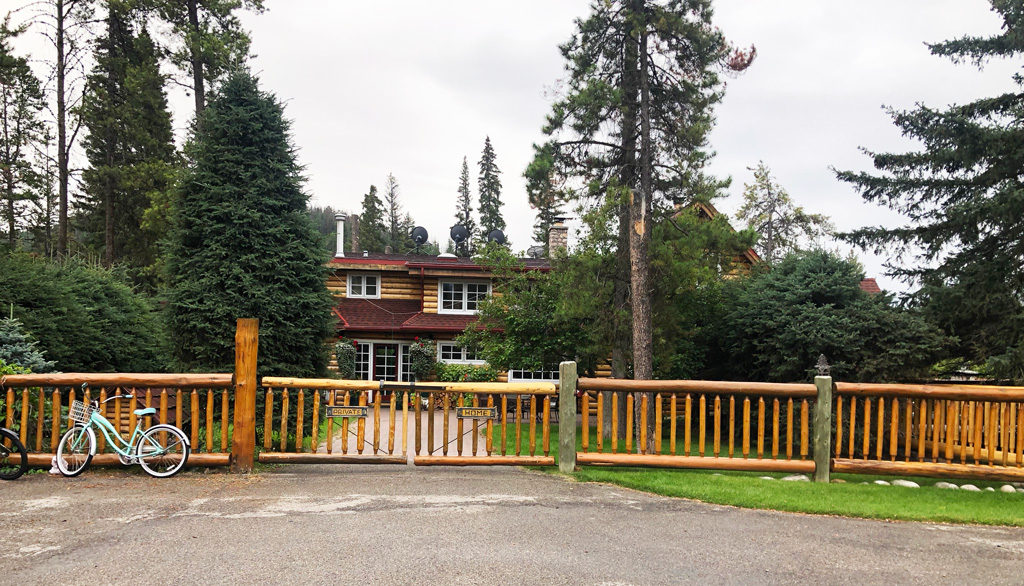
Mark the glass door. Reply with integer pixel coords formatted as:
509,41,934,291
373,344,399,382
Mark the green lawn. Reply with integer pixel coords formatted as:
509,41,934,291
535,424,1024,526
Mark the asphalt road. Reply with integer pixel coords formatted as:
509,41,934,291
2,465,1024,585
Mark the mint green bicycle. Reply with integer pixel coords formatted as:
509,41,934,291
56,393,190,478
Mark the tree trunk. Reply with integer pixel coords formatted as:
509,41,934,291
187,0,205,119
631,23,655,454
56,0,69,257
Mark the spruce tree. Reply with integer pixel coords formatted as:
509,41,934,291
477,136,505,243
454,156,476,256
383,173,404,252
0,317,56,373
0,18,45,251
80,5,175,279
358,185,387,252
837,4,1024,381
524,143,562,254
166,71,332,376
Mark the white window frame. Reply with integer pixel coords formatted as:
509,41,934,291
350,340,412,382
436,342,485,365
438,280,491,315
347,273,381,299
508,367,560,382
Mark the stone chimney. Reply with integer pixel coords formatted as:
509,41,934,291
334,213,347,258
547,218,568,257
350,215,360,253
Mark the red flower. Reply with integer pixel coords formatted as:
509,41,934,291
414,336,420,341
352,340,358,347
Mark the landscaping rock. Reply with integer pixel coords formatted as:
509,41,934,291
935,482,958,490
758,476,774,480
781,474,810,482
985,487,995,492
830,479,846,484
873,480,891,486
892,479,920,488
961,484,981,492
1000,485,1016,493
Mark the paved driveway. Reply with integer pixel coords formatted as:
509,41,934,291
2,465,1023,585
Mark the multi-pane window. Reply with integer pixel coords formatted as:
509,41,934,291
508,368,559,382
440,281,490,313
438,343,484,364
347,273,380,299
354,343,371,379
400,345,412,382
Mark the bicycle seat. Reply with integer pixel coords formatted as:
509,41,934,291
133,407,157,417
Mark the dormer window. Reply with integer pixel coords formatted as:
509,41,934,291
347,273,380,299
439,280,490,314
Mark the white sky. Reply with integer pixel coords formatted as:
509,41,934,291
11,1,1018,292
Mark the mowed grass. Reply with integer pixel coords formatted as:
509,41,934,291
519,424,1024,526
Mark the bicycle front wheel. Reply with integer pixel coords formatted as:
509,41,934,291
56,425,95,477
0,428,28,480
136,424,190,478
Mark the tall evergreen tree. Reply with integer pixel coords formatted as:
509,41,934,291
0,18,45,251
477,136,505,243
454,156,475,256
737,162,832,265
383,172,405,252
80,3,176,277
27,128,58,257
358,184,387,253
524,143,562,253
837,2,1024,381
150,0,264,118
166,71,332,376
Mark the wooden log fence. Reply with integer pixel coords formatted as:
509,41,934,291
0,373,235,467
257,377,557,466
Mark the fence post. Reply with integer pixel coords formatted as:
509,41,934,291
558,361,578,473
813,375,833,483
231,318,259,473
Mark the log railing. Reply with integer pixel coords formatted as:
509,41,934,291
257,378,557,466
0,373,235,467
833,382,1024,481
573,377,818,473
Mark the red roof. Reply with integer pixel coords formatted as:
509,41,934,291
859,278,882,295
333,298,484,334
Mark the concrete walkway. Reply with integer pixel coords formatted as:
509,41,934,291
3,465,1024,584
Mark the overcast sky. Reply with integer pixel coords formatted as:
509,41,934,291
12,1,1018,292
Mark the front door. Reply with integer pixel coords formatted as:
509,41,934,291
373,344,399,382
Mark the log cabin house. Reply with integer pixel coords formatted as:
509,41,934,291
327,205,758,384
327,215,570,383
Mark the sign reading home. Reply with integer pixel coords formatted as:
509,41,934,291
456,406,498,420
325,406,369,418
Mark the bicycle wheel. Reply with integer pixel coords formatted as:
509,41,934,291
136,424,190,478
0,428,28,480
56,425,95,477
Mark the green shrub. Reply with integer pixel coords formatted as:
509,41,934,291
434,362,499,382
334,338,357,379
408,337,436,380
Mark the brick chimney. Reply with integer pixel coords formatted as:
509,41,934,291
547,218,568,256
334,213,347,258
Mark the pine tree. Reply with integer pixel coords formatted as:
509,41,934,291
737,162,832,265
837,4,1024,381
524,143,562,254
477,136,505,243
0,18,45,251
79,5,175,278
383,173,404,252
358,185,387,253
166,71,333,376
0,316,56,373
454,156,476,256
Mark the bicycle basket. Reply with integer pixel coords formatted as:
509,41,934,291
69,400,95,424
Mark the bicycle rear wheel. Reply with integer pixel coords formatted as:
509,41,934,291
136,424,189,478
0,428,28,480
56,425,95,477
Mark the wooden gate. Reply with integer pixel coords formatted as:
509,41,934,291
257,378,556,466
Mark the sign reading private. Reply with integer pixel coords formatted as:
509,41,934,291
456,406,498,420
325,405,369,418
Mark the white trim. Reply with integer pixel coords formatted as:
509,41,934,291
437,279,491,315
346,272,381,299
508,368,560,382
349,338,413,381
436,341,486,365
